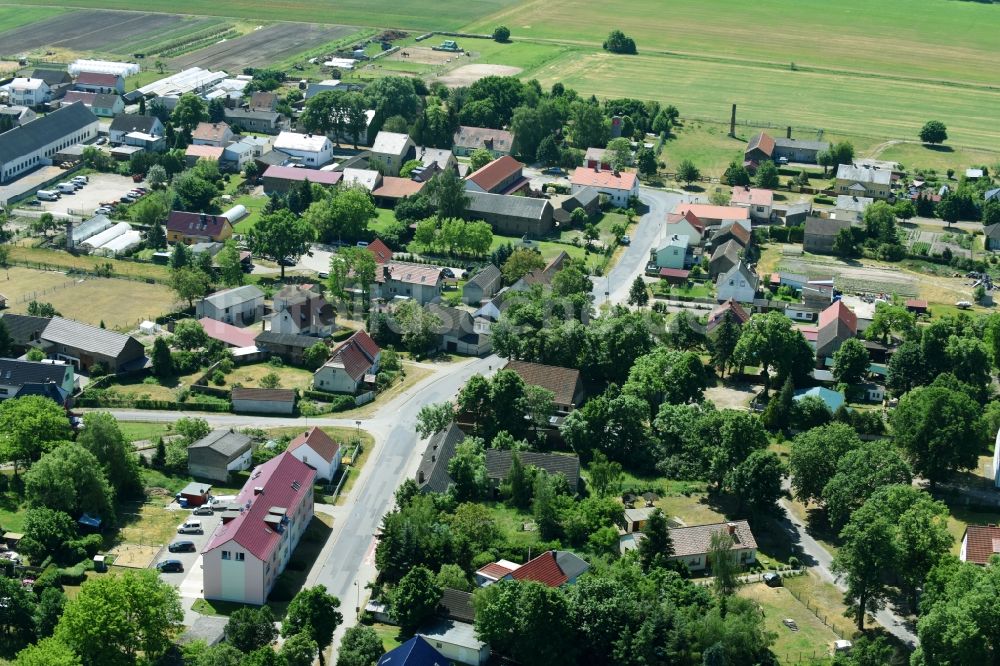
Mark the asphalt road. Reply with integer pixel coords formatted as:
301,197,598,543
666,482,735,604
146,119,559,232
591,188,685,306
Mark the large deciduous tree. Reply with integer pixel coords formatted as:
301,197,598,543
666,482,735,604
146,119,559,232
474,580,578,666
0,395,72,473
248,210,314,279
732,311,813,395
25,443,114,521
890,386,983,485
832,337,870,385
389,566,442,634
281,585,343,665
224,606,278,653
76,412,142,500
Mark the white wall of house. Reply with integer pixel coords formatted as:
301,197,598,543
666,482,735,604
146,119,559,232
1,118,99,183
196,296,263,326
289,444,341,481
716,269,757,303
313,364,361,394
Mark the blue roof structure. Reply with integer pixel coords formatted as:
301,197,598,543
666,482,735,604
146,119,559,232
794,387,845,412
376,636,448,666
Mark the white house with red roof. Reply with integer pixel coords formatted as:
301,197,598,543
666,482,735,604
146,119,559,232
666,210,706,246
464,155,528,195
374,262,443,305
570,167,638,207
474,550,589,588
669,203,750,231
286,426,342,481
816,300,858,363
202,452,315,605
313,330,381,394
730,186,774,222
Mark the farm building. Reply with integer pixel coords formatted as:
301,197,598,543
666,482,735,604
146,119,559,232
74,71,125,95
188,429,253,482
464,156,529,195
503,360,584,415
231,387,296,415
61,91,123,117
0,102,99,184
803,217,853,254
416,423,466,494
178,482,212,507
743,131,829,167
570,168,638,207
196,285,265,327
39,316,145,373
464,191,554,238
426,304,491,356
452,126,514,157
462,264,503,305
835,164,892,200
255,331,319,365
224,108,283,134
262,165,342,194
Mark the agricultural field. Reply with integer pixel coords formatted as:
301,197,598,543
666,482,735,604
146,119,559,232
0,5,65,35
0,266,178,330
0,9,190,56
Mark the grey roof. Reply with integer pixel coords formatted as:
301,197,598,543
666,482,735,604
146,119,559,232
426,303,474,337
109,114,160,134
710,238,742,264
0,358,70,387
669,520,757,558
834,195,873,213
15,382,68,404
567,186,600,209
716,261,759,290
30,69,72,86
0,102,97,163
466,190,552,220
417,146,454,170
189,429,252,461
91,93,121,109
984,224,1000,241
985,188,1000,202
41,316,138,358
554,550,591,580
255,330,319,349
416,423,465,494
225,108,281,123
372,131,412,156
773,137,829,152
0,314,51,345
467,264,501,289
418,618,486,652
836,163,892,185
203,285,264,309
437,588,475,624
485,449,581,490
805,216,852,237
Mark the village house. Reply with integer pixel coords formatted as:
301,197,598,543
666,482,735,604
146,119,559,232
835,163,892,200
0,105,37,127
74,71,124,95
202,452,315,605
552,187,600,225
715,261,759,304
706,299,750,335
427,304,492,356
464,191,554,238
452,126,514,157
377,637,451,666
984,224,1000,251
0,358,74,406
651,233,690,270
416,146,457,173
286,427,342,482
366,238,393,265
313,330,381,395
191,121,234,147
8,78,50,108
665,210,706,246
187,429,253,482
372,177,426,206
166,211,234,244
708,239,743,279
61,91,123,118
667,521,758,571
507,550,589,587
670,203,750,230
485,450,581,494
254,331,319,365
416,423,466,494
570,167,638,207
342,168,383,192
961,524,1000,565
743,131,829,168
0,102,99,183
222,140,256,172
224,108,283,134
464,155,529,195
816,300,858,365
273,131,334,167
462,264,503,305
185,144,224,166
369,131,416,176
39,316,145,373
418,620,490,666
504,359,584,415
196,285,265,327
29,69,72,99
710,220,751,249
730,186,774,222
109,115,164,145
261,165,342,195
374,262,443,304
834,195,873,223
266,284,335,337
803,216,852,254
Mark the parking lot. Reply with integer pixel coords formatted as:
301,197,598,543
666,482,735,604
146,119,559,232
154,503,223,596
33,172,147,219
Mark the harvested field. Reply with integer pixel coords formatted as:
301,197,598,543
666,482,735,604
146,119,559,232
168,22,357,71
435,63,522,87
0,9,186,55
388,45,458,65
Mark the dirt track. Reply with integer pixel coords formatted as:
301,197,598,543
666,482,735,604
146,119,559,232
0,10,185,54
168,22,355,71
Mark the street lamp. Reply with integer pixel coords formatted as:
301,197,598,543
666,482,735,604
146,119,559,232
355,420,361,442
354,580,360,619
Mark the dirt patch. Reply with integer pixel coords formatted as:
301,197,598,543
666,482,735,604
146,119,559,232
388,46,460,65
107,543,159,569
0,10,185,55
705,381,761,410
435,63,523,87
168,22,355,71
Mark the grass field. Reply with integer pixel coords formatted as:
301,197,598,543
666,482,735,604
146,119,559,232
0,4,64,33
740,581,839,664
0,266,178,330
9,244,172,282
220,362,315,391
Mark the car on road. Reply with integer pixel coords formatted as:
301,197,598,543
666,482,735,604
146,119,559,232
177,519,202,534
156,559,184,573
543,167,564,175
762,572,782,587
168,540,196,553
192,505,214,516
620,235,631,245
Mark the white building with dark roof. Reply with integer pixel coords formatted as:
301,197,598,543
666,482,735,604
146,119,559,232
0,102,99,184
273,131,333,167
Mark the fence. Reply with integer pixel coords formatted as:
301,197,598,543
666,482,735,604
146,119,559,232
6,258,168,285
787,582,855,641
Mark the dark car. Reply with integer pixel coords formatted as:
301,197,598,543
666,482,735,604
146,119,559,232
168,540,196,553
763,572,782,587
192,505,214,516
156,559,184,573
441,268,455,279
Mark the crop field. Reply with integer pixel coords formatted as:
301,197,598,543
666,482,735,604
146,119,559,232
168,22,358,71
0,9,189,55
0,5,65,34
103,16,226,56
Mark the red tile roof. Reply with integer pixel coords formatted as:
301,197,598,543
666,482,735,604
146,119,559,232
681,209,706,233
203,452,315,562
504,360,581,406
326,330,380,381
962,524,1000,565
262,165,342,186
198,317,257,348
231,387,296,402
570,167,638,191
367,239,392,264
818,300,857,332
707,299,750,333
476,561,519,580
373,176,425,199
378,262,442,286
191,122,231,143
673,204,749,222
715,222,751,246
166,211,233,241
287,426,341,464
658,268,690,279
730,187,774,207
511,551,568,586
905,298,928,309
76,71,119,87
466,155,524,193
186,144,225,160
745,132,775,158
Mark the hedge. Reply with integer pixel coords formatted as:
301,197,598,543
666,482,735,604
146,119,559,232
302,390,356,412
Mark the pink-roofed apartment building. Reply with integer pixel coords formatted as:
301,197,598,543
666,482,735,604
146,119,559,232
202,452,315,605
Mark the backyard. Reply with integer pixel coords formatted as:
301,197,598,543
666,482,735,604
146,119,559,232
740,580,841,664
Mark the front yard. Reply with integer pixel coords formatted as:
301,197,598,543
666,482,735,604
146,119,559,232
740,581,841,664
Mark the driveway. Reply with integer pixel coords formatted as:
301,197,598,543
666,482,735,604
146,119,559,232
155,506,222,601
35,173,146,219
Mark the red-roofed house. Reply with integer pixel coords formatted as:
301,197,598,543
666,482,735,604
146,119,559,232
570,167,638,207
464,156,528,195
373,176,426,204
730,186,774,221
510,550,589,587
166,211,234,245
960,524,1000,565
286,427,342,481
706,299,750,335
185,144,225,166
374,262,443,304
313,330,381,394
670,203,750,229
666,210,706,246
474,560,521,586
816,300,858,362
74,71,124,95
366,238,393,265
905,298,928,315
202,452,315,604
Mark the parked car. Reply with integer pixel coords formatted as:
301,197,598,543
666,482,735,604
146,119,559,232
95,137,108,145
192,505,214,516
620,235,631,245
318,271,329,279
168,540,196,553
762,572,782,587
156,559,184,573
177,520,202,534
95,207,112,215
26,200,41,206
120,195,136,203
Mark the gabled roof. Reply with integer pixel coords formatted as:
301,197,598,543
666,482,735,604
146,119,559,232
730,187,773,207
466,190,552,220
203,452,315,561
287,427,341,464
466,155,524,193
437,588,475,624
710,239,743,265
745,132,775,157
76,71,120,86
198,317,258,348
30,69,72,86
203,285,264,309
262,165,342,185
836,163,892,185
985,188,1000,202
379,262,442,286
367,238,393,264
41,316,139,359
373,176,425,199
467,264,501,289
818,300,857,332
192,122,231,143
452,125,513,152
110,114,160,134
416,423,465,493
706,299,750,333
570,167,637,191
584,147,607,162
166,211,233,239
773,137,829,152
716,261,759,290
189,429,252,461
984,224,1000,241
504,359,581,406
0,314,51,344
511,550,589,587
255,330,319,349
231,387,296,403
186,144,224,160
476,560,520,581
324,330,380,382
0,358,71,387
713,220,751,246
805,216,852,237
673,204,749,222
371,131,412,156
962,524,1000,565
485,450,580,490
0,102,96,161
426,303,474,337
249,91,277,111
669,520,757,557
377,636,449,666
676,209,706,233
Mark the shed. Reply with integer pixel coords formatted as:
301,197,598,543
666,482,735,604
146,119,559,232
231,387,296,415
178,481,212,507
2,532,22,549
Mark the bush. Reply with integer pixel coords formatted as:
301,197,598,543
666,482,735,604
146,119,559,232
493,25,510,42
211,370,226,386
268,356,284,368
218,358,234,374
170,351,201,375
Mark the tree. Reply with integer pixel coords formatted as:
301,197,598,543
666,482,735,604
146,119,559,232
788,423,861,504
0,395,72,473
627,276,649,306
535,135,561,166
448,437,487,501
474,581,577,666
217,240,244,287
0,319,13,360
34,586,67,639
866,302,915,344
532,470,562,540
915,557,1000,663
172,172,218,210
281,585,343,665
919,120,948,144
19,508,77,563
336,626,384,666
723,160,751,186
281,632,319,666
390,566,441,634
603,29,637,54
469,148,494,172
0,574,38,647
936,194,961,227
754,160,779,189
436,563,472,592
823,440,912,530
170,266,211,309
301,341,329,371
636,147,658,178
151,337,173,378
77,412,142,499
14,638,81,666
832,226,860,258
171,93,206,132
425,170,468,221
676,159,700,186
248,210,314,278
891,386,982,485
415,402,454,438
732,311,813,395
832,337,869,385
893,198,916,223
225,606,278,653
709,529,739,597
504,451,534,509
709,311,742,377
571,102,610,149
588,451,623,497
129,190,169,229
25,443,114,520
727,450,785,515
55,569,183,666
886,340,926,396
502,248,545,283
171,318,209,350
637,508,674,572
493,25,510,42
863,200,898,243
305,187,376,243
393,300,440,357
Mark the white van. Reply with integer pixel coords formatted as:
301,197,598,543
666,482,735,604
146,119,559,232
72,175,88,184
177,519,203,534
56,183,77,194
36,190,60,201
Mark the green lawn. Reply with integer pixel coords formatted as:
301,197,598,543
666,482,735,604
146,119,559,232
118,421,173,443
740,582,839,664
0,5,65,33
232,194,268,234
220,362,315,391
874,141,1000,174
